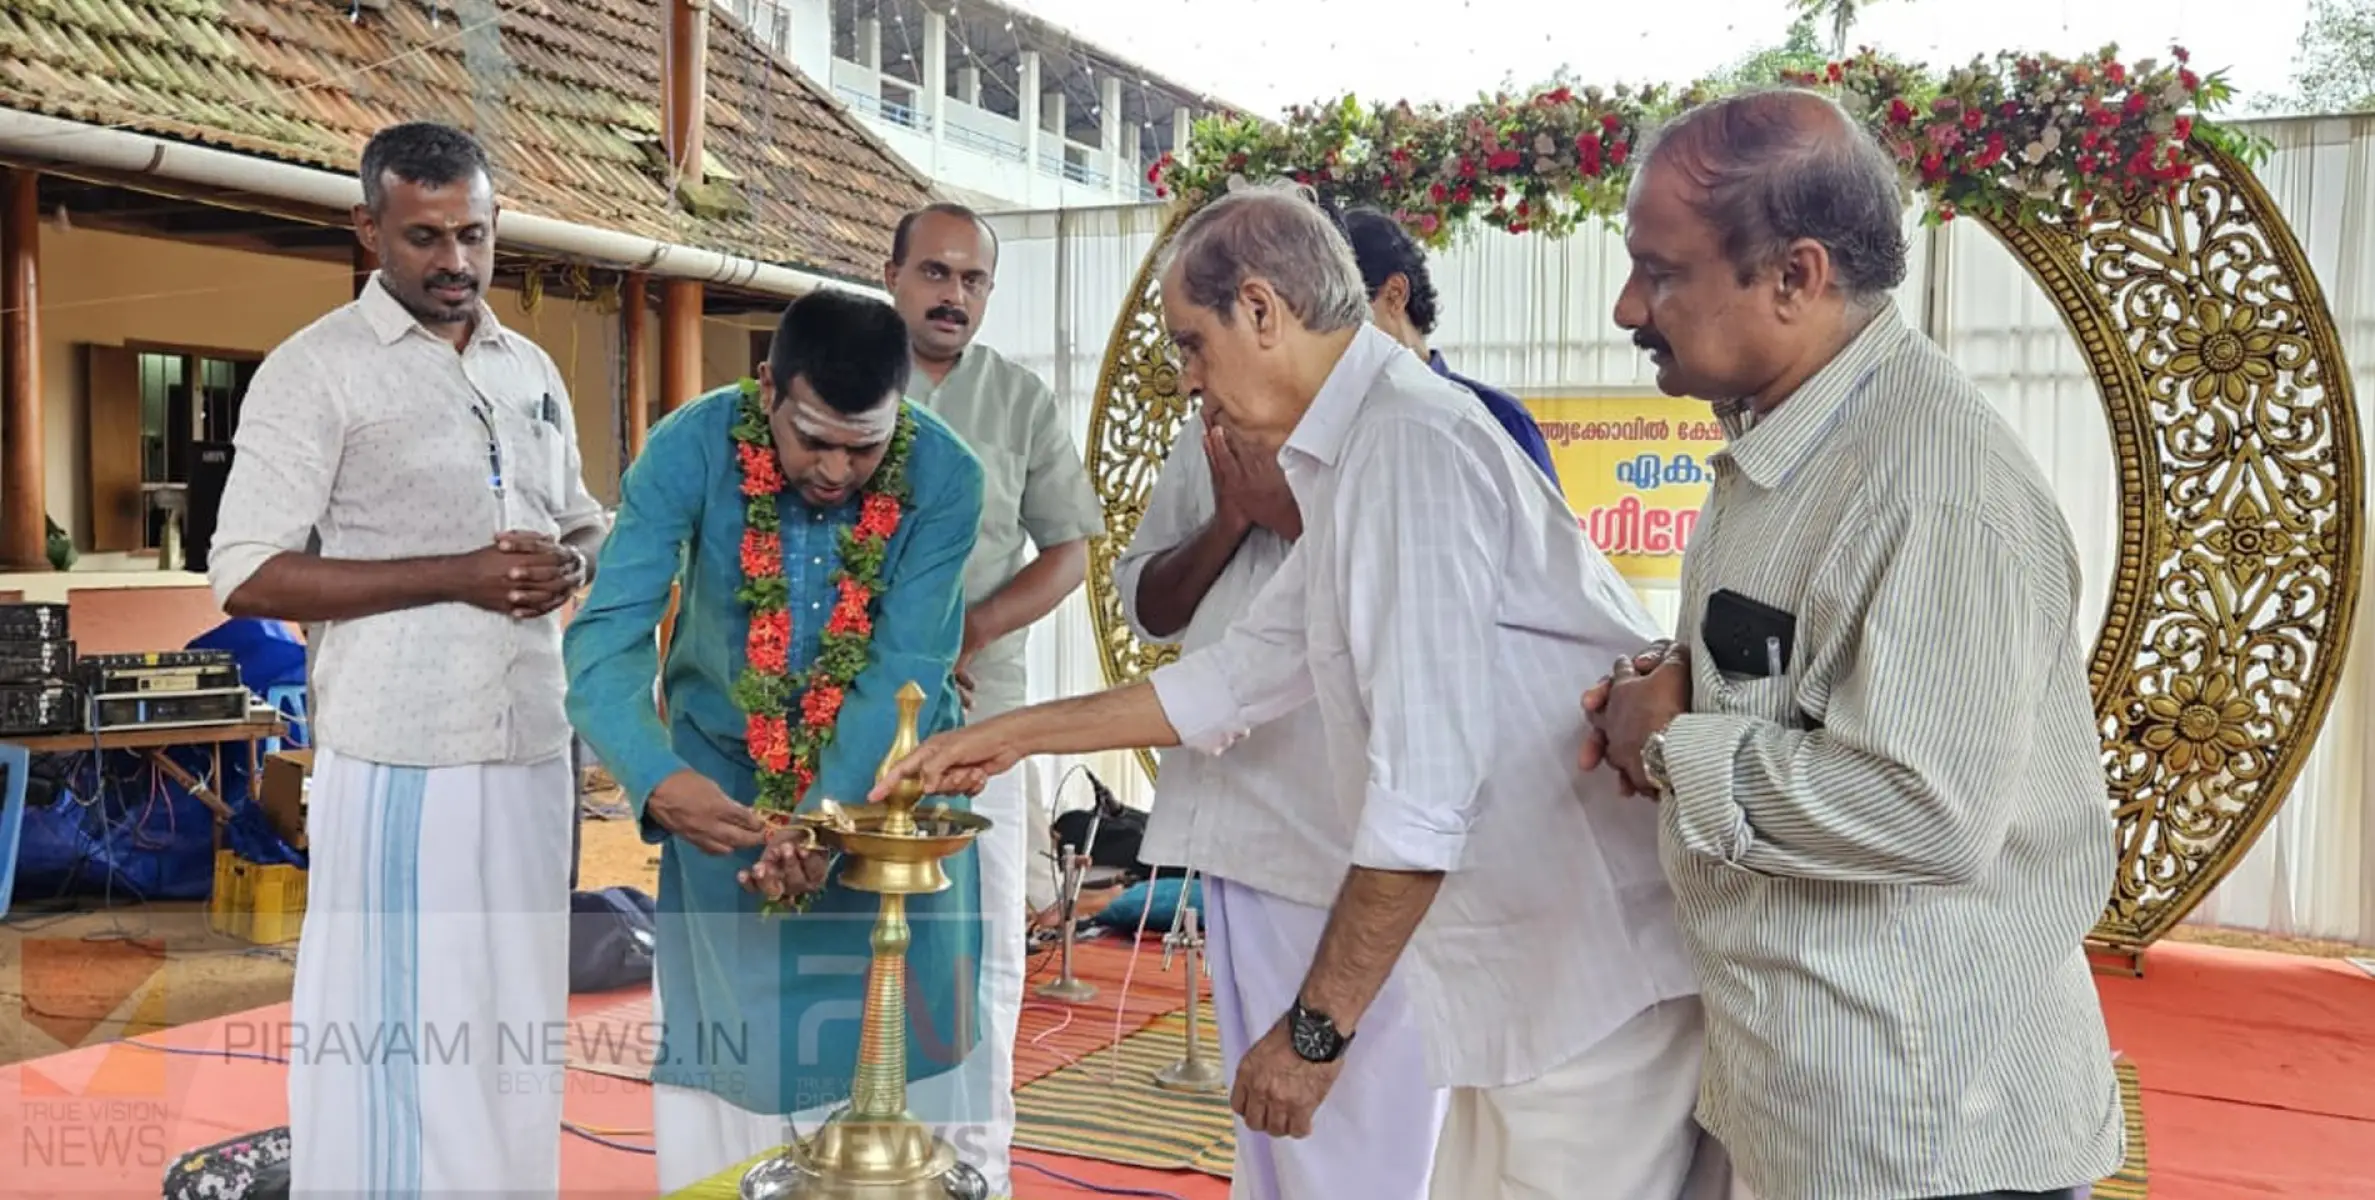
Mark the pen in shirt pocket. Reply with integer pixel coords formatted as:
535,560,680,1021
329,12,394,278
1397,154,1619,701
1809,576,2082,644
1765,635,1785,678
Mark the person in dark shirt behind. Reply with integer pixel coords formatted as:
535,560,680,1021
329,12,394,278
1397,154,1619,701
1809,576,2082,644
1334,205,1562,486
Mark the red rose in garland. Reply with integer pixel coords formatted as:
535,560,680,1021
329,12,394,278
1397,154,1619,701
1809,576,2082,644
1155,43,2235,242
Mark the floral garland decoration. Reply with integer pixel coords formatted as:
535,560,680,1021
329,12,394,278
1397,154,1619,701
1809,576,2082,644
1150,44,2256,246
728,379,916,909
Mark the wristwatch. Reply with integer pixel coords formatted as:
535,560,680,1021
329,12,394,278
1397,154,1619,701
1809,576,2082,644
1641,728,1673,793
1286,999,1353,1064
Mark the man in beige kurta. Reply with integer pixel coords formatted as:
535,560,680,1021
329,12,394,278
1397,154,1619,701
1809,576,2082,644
882,202,1107,1195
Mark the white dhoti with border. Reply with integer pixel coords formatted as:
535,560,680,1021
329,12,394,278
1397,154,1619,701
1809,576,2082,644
1427,997,1716,1200
1204,875,1449,1200
652,769,1029,1196
286,748,576,1195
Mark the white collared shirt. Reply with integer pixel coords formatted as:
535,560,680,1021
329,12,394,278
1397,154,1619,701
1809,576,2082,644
1151,324,1699,1089
208,275,609,768
906,343,1108,719
1113,413,1342,909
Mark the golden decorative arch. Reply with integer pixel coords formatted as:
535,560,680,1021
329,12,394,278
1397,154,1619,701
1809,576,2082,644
1082,136,2362,958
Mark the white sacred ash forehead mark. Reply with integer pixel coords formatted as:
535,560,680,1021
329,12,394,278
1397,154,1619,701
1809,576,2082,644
788,394,896,444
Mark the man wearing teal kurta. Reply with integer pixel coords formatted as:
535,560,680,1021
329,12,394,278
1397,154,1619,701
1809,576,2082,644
564,292,987,1192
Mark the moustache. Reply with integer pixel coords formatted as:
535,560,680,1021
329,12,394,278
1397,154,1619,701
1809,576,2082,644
427,274,479,292
926,306,969,327
1633,333,1669,355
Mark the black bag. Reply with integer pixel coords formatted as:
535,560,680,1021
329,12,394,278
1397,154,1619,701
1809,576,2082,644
569,885,657,994
1049,771,1159,882
161,1126,289,1200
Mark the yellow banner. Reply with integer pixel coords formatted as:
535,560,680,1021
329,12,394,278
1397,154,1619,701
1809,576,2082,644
1526,395,1723,582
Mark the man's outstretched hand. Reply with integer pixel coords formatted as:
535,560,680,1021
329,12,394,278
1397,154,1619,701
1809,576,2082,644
870,717,1029,803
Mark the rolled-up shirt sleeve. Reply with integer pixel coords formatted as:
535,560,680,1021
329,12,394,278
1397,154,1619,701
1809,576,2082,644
1150,541,1316,752
1664,503,2045,886
1335,421,1507,875
1114,415,1212,645
206,343,342,609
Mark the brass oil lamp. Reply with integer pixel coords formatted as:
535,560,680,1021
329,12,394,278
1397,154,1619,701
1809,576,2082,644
740,681,993,1200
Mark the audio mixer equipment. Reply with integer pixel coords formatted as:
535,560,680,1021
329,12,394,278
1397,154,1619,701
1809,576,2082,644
76,650,248,733
0,602,78,736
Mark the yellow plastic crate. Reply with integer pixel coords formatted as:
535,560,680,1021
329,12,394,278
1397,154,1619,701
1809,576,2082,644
207,848,309,945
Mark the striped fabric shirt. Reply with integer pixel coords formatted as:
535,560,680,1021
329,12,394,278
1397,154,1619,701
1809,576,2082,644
1659,302,2125,1199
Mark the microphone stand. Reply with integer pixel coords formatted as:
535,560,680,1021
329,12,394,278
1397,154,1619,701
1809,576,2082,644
1152,870,1224,1093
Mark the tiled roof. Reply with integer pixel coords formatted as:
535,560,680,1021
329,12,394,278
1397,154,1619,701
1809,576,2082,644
0,0,936,284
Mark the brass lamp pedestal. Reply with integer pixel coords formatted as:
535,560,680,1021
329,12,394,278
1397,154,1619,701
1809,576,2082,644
740,683,993,1200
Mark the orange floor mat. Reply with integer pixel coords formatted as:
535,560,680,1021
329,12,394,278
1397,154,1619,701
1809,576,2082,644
2095,940,2375,1199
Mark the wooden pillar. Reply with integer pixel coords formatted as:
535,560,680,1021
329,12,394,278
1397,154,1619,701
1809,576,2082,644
651,0,709,711
352,241,379,299
662,0,710,196
621,272,650,461
1,169,45,571
659,278,703,417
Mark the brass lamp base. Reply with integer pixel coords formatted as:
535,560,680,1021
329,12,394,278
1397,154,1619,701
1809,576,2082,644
736,1113,988,1200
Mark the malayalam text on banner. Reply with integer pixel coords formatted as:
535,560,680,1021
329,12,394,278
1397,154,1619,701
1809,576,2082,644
1525,395,1721,583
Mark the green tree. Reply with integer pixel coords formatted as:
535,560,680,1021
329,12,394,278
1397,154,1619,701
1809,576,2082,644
1710,14,1830,89
2290,0,2375,113
1790,0,1888,59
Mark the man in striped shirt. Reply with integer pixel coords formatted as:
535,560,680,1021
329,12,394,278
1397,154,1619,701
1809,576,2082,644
1581,90,2124,1200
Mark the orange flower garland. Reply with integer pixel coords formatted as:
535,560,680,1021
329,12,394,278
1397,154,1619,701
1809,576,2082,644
728,379,918,890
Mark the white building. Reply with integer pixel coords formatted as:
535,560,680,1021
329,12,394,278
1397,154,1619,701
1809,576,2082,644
724,0,1240,210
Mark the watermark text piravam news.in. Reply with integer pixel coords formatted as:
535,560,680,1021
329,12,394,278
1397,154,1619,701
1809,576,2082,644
216,1016,719,1069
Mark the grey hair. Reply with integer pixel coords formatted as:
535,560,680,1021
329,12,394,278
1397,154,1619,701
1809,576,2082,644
1158,181,1370,333
1634,88,1909,311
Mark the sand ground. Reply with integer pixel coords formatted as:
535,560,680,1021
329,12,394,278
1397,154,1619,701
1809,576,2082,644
1,773,659,1068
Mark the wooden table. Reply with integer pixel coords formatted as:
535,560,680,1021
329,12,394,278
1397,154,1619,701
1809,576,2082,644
4,716,286,821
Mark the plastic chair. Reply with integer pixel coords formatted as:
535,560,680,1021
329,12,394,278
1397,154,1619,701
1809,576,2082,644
0,742,29,921
264,683,310,752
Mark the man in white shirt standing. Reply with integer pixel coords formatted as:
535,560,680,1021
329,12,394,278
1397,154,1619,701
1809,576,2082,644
1114,404,1448,1199
207,121,608,1194
878,182,1707,1198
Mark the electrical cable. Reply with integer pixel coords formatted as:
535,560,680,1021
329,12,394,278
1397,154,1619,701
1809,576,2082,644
1013,1158,1194,1200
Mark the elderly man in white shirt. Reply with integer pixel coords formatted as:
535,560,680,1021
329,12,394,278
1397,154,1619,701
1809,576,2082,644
207,122,607,1195
878,181,1708,1199
1114,406,1448,1200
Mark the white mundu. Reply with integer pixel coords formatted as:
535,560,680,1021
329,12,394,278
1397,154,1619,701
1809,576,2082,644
1115,411,1448,1200
1151,325,1711,1198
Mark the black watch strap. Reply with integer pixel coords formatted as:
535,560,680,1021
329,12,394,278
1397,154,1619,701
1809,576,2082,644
1287,1000,1353,1064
